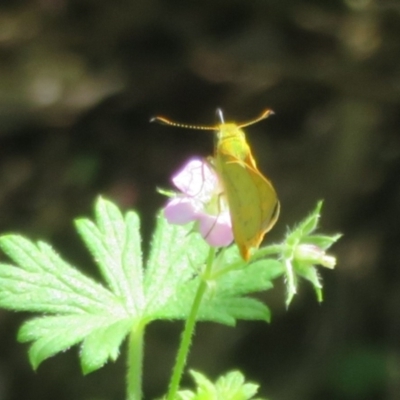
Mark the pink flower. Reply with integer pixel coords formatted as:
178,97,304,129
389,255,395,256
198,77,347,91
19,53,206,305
164,159,233,247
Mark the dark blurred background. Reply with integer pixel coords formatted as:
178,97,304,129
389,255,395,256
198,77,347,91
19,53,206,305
0,0,399,399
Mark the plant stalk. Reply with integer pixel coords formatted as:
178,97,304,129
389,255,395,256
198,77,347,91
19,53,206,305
166,247,216,400
127,322,145,400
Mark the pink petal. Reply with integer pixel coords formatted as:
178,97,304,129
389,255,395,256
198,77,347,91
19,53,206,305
198,212,233,247
164,197,199,224
172,159,218,198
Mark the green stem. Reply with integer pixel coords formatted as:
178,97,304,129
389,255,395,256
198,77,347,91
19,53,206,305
254,244,282,259
213,244,282,278
127,322,145,400
166,247,216,400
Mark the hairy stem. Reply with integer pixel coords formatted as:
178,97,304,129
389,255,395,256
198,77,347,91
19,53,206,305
166,247,216,400
127,322,145,400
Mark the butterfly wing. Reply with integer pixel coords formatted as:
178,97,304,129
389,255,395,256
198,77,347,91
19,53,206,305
216,152,279,260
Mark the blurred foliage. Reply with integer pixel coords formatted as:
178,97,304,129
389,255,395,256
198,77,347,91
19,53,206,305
0,0,399,400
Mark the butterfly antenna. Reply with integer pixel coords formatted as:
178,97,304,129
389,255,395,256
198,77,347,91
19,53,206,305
150,115,216,130
238,109,275,129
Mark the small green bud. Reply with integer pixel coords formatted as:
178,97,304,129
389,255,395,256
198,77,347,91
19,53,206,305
295,244,336,269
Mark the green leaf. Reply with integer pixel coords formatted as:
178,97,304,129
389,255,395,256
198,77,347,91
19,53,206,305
304,234,342,250
143,211,209,317
0,239,123,315
0,197,140,372
75,197,144,314
176,370,265,400
18,314,132,370
298,200,323,236
296,264,323,302
151,257,281,325
80,318,135,374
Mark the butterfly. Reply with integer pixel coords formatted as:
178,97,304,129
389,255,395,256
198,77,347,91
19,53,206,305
152,109,280,260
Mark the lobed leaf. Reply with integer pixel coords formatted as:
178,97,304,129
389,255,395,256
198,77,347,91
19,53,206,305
0,197,143,372
176,370,264,400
